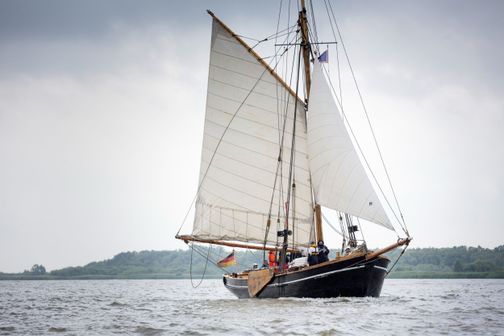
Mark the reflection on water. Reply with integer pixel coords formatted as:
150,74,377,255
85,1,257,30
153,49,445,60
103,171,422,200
0,279,503,335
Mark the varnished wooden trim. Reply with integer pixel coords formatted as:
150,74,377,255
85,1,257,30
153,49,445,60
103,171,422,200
365,237,412,260
176,234,298,253
298,0,311,100
314,204,323,243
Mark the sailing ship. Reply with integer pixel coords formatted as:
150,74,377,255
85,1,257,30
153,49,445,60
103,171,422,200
176,1,411,299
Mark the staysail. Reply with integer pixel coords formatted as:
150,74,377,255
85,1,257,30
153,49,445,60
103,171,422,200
192,18,314,246
306,60,394,230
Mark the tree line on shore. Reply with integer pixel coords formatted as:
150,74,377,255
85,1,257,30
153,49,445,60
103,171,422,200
1,245,503,279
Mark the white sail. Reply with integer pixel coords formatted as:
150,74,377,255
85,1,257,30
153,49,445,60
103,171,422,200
192,18,314,246
307,61,393,230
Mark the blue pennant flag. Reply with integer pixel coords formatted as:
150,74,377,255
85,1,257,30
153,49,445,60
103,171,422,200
318,49,329,63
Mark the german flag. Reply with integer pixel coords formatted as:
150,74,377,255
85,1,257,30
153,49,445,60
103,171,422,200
217,251,237,267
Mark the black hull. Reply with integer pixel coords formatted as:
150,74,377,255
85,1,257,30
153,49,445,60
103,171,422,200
223,255,389,299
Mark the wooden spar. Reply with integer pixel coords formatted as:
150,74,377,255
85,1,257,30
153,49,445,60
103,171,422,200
299,0,318,246
365,237,412,260
299,0,311,100
206,10,304,106
176,235,299,253
314,204,323,243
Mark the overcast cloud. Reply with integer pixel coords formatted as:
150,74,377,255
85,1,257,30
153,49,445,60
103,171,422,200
0,0,503,272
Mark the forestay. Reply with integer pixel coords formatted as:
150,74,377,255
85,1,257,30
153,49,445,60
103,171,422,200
306,61,393,230
192,18,314,246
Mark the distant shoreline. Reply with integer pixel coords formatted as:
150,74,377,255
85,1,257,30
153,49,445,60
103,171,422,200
2,246,503,280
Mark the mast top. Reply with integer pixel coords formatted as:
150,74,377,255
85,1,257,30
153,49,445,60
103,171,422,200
298,0,312,101
206,9,305,106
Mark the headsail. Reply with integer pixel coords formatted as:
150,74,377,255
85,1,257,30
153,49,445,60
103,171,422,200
192,17,314,247
306,60,393,230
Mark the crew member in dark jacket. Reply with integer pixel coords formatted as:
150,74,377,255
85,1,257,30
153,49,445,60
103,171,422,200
307,242,318,266
317,240,329,263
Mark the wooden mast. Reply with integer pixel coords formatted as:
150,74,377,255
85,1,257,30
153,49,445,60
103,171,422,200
299,0,311,100
314,204,324,243
298,0,324,244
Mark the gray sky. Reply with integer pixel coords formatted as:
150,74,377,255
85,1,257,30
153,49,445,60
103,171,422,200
1,0,503,272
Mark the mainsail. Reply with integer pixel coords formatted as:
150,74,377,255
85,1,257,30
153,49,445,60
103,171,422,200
192,18,314,246
306,60,393,229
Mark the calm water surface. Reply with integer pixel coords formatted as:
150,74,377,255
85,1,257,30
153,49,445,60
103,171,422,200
0,279,503,335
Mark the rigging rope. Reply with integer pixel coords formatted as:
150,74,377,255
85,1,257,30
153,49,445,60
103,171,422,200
280,45,303,270
264,0,288,263
308,0,320,49
189,242,231,274
321,212,343,236
386,243,410,275
355,217,367,244
263,19,303,255
243,25,298,51
189,242,212,288
236,24,297,43
263,37,302,253
336,42,342,107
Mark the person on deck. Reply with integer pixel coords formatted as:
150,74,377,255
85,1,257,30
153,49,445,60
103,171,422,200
344,240,358,255
268,250,277,269
317,240,330,263
307,242,319,266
